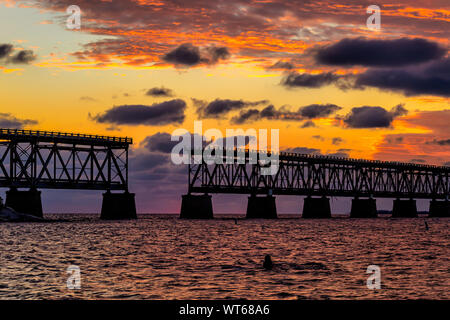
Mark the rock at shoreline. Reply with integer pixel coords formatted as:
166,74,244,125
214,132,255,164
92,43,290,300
0,206,43,222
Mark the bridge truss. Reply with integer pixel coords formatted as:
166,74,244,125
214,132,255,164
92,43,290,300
188,149,449,199
0,129,132,190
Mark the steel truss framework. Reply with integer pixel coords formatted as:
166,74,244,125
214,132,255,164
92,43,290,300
188,149,450,199
0,129,132,190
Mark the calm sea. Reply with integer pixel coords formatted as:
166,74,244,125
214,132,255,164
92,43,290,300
0,214,448,299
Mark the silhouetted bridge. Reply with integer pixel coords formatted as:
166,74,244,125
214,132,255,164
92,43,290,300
181,149,450,218
0,129,136,219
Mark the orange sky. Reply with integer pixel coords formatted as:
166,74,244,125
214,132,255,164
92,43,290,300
0,0,449,212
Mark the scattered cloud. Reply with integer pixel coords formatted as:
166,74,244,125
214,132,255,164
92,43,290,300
197,98,268,118
373,110,450,165
80,96,97,102
231,103,341,124
427,138,450,146
146,86,174,97
299,104,342,119
267,60,295,70
0,43,36,65
315,37,446,67
0,113,38,128
332,137,344,145
0,44,13,59
356,57,450,97
163,43,230,67
312,135,324,141
300,120,316,128
282,146,349,158
9,50,36,64
141,132,179,154
339,104,408,128
90,99,186,126
283,147,321,155
281,72,346,88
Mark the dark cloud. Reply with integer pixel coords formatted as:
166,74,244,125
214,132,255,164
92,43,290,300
390,104,408,117
356,58,450,97
332,137,343,145
205,46,230,63
386,136,404,144
0,44,13,59
0,44,36,65
197,99,268,118
141,132,178,153
410,158,427,163
91,99,186,125
131,152,168,171
163,43,230,66
312,135,324,141
315,37,446,67
230,109,261,124
327,151,349,158
283,147,321,155
0,113,38,128
281,72,345,88
427,138,450,146
300,120,315,128
444,162,450,166
163,43,201,65
80,96,97,102
140,131,255,156
9,50,36,64
298,104,342,119
341,104,408,129
231,103,341,124
282,146,349,158
146,87,174,97
268,60,295,70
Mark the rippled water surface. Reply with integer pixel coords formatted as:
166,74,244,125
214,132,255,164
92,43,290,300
0,214,448,299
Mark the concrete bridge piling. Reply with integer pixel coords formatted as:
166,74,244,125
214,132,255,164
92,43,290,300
302,196,331,218
429,200,450,217
246,195,277,218
5,188,43,218
101,191,137,220
392,199,418,218
350,198,378,218
180,194,214,219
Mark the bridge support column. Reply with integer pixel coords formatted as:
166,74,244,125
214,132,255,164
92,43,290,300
302,196,331,218
5,188,43,217
180,194,213,219
101,191,137,220
246,195,277,219
350,198,377,218
392,199,418,218
429,200,450,217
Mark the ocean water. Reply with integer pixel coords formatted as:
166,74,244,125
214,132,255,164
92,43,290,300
0,214,448,300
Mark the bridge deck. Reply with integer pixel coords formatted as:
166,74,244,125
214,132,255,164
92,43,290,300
0,128,132,146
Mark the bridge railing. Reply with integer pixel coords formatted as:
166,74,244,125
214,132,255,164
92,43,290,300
0,128,132,144
188,147,449,170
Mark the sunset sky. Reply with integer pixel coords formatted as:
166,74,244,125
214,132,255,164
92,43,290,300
0,0,449,213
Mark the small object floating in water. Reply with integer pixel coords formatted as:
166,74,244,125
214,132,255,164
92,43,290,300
263,254,273,270
234,218,238,225
424,221,429,230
